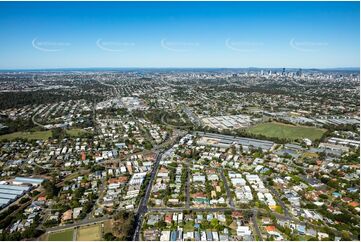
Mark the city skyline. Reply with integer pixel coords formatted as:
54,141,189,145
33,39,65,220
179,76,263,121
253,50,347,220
0,1,359,69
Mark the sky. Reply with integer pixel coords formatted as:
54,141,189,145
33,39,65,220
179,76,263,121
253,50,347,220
0,1,359,69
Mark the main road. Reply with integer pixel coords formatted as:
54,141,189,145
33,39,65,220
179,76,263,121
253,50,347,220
219,168,235,209
251,208,263,241
132,129,185,240
132,152,163,241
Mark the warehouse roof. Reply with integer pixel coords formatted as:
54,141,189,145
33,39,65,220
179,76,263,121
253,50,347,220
0,198,11,205
14,177,44,184
0,189,25,195
0,193,18,200
0,184,30,191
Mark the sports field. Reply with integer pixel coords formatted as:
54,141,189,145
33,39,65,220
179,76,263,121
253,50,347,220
248,122,326,141
103,220,113,234
0,130,52,141
77,224,102,241
48,229,74,241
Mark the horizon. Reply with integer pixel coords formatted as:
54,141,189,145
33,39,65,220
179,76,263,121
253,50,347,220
0,66,360,72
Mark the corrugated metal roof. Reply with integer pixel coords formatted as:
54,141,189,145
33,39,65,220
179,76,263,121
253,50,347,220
0,184,30,191
15,177,44,184
0,189,24,195
0,198,11,205
0,193,17,200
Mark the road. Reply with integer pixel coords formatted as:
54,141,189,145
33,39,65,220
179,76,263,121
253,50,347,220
134,156,343,240
268,186,290,218
31,112,47,129
87,177,106,220
160,113,192,130
185,162,190,209
100,129,184,169
132,152,163,241
46,216,110,233
261,176,290,218
251,209,263,241
219,168,235,209
182,106,202,127
149,207,243,213
95,77,119,97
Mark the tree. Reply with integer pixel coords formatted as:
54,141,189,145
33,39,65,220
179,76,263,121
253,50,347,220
43,219,58,228
51,128,65,140
113,211,136,240
341,230,351,241
143,140,153,150
42,180,58,198
210,218,220,229
104,232,116,241
19,196,30,204
34,165,46,175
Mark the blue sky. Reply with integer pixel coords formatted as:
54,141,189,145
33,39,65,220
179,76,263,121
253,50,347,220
0,1,359,69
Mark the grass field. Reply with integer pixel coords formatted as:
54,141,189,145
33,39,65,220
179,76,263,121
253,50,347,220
103,220,113,234
0,130,52,141
66,128,91,137
77,224,101,241
248,122,326,141
48,229,74,241
302,152,319,159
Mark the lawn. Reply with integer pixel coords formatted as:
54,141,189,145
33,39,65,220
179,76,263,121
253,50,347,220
66,128,91,137
248,122,326,141
302,152,319,159
48,229,74,241
77,224,102,241
0,130,52,141
103,219,114,234
274,205,283,214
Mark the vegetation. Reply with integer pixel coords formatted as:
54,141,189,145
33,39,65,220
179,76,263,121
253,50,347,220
0,118,37,135
104,232,116,241
65,128,90,137
77,224,101,241
0,89,100,110
47,229,74,241
143,140,153,150
0,130,52,141
112,211,136,240
248,122,326,141
43,179,59,199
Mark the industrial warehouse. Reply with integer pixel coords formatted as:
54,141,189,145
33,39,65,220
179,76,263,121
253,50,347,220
194,132,276,152
0,177,44,208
